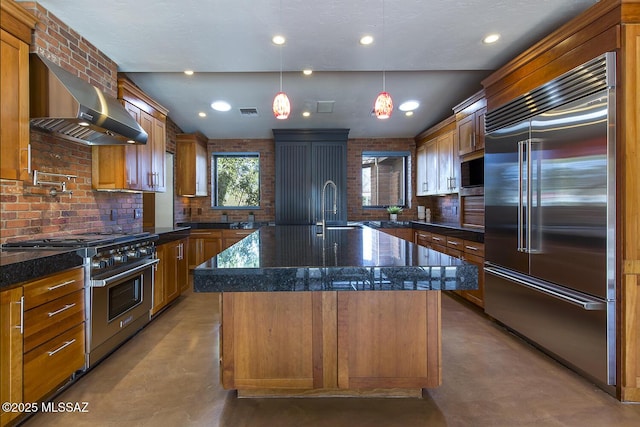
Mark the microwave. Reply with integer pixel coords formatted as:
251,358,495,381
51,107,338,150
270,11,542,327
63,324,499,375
460,157,484,188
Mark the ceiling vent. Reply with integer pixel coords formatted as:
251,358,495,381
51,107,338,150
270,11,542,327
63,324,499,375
239,107,259,117
316,101,335,113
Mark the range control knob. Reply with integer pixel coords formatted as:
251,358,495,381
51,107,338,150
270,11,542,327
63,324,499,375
126,250,140,258
113,254,128,263
92,259,108,269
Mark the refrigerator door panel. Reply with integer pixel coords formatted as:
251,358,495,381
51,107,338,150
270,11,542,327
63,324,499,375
484,121,530,274
529,92,610,299
484,267,613,387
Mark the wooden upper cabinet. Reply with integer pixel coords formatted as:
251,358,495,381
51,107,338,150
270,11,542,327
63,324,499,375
176,132,208,197
415,116,457,196
454,90,486,157
92,77,168,192
0,0,37,181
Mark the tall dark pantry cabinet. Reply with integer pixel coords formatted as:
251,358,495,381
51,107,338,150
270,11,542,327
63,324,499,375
273,129,349,225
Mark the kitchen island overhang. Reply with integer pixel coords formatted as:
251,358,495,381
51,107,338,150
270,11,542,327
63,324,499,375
193,225,478,292
193,225,478,397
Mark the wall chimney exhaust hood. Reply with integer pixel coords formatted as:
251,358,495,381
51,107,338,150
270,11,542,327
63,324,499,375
29,54,148,145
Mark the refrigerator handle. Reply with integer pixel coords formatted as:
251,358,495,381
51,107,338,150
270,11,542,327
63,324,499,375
526,139,533,254
517,140,527,252
485,266,606,310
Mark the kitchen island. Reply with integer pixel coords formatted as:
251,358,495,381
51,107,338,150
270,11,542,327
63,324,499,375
193,225,477,397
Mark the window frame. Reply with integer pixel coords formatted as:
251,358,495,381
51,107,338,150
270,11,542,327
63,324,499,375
211,152,261,209
361,150,410,209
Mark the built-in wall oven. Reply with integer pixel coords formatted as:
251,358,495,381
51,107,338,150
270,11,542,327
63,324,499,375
3,232,159,368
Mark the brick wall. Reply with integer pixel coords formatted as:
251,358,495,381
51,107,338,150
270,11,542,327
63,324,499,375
0,3,142,244
21,1,117,97
183,137,421,224
185,139,276,223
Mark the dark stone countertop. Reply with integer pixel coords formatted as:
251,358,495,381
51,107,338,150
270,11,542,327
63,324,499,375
144,226,191,245
362,220,484,243
177,221,269,230
0,249,84,290
193,225,478,292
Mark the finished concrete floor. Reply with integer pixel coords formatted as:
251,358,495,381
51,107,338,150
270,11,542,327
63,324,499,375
23,289,640,427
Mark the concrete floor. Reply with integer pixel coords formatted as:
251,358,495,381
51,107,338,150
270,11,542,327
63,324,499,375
23,289,640,427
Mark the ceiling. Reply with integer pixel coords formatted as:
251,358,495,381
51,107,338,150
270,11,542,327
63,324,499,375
28,0,599,140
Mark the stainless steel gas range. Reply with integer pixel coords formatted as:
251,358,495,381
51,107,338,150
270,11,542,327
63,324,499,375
3,231,159,368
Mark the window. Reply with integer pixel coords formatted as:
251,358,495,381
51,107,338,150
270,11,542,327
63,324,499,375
361,151,409,208
212,153,260,208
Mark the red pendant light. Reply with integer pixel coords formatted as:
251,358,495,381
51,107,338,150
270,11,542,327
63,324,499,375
374,89,393,119
374,0,392,120
273,91,290,120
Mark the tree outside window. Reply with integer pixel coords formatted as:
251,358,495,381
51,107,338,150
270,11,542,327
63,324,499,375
212,153,260,208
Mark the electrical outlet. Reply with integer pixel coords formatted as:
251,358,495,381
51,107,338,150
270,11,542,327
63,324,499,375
110,209,118,221
134,208,142,219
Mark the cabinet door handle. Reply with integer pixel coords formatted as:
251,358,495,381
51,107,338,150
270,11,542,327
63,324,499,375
432,237,442,242
448,241,459,246
16,296,24,334
47,339,76,357
465,245,479,252
47,280,75,291
48,303,76,318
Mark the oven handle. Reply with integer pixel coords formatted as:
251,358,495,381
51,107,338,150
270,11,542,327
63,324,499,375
90,259,159,287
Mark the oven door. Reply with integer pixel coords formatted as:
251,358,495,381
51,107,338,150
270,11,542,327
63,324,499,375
87,258,158,367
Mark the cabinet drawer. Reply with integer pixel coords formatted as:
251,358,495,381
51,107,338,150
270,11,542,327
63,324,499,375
23,323,85,402
24,289,85,353
445,236,464,250
463,240,485,257
23,267,84,310
414,231,431,247
429,233,446,246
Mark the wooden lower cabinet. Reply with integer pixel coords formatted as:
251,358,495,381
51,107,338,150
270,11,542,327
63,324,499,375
21,267,86,405
23,323,85,403
220,290,441,395
188,230,222,269
0,287,23,427
152,237,189,315
414,230,485,308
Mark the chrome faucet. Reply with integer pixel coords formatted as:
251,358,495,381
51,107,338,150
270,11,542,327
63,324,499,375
318,179,337,237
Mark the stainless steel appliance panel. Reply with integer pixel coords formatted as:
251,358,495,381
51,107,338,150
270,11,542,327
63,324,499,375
87,261,154,367
484,120,531,275
484,267,612,387
528,92,611,299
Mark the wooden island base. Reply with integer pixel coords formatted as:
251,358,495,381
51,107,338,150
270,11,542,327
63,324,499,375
220,290,441,397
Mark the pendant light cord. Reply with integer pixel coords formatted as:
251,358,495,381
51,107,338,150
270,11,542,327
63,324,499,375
382,0,386,91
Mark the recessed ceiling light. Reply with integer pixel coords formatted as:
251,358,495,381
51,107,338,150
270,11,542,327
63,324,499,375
303,69,313,76
211,101,231,112
184,70,194,76
302,111,311,117
405,111,414,117
272,35,286,45
198,112,207,118
78,121,90,127
483,33,500,44
360,35,374,45
399,100,420,111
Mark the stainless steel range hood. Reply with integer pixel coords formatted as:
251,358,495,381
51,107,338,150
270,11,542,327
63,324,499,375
29,54,148,145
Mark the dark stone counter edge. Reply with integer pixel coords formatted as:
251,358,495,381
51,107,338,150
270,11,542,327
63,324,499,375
363,221,484,243
0,251,84,290
193,264,479,293
145,226,191,246
180,221,484,243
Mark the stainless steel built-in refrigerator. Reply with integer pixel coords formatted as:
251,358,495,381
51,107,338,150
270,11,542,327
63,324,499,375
484,52,616,391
